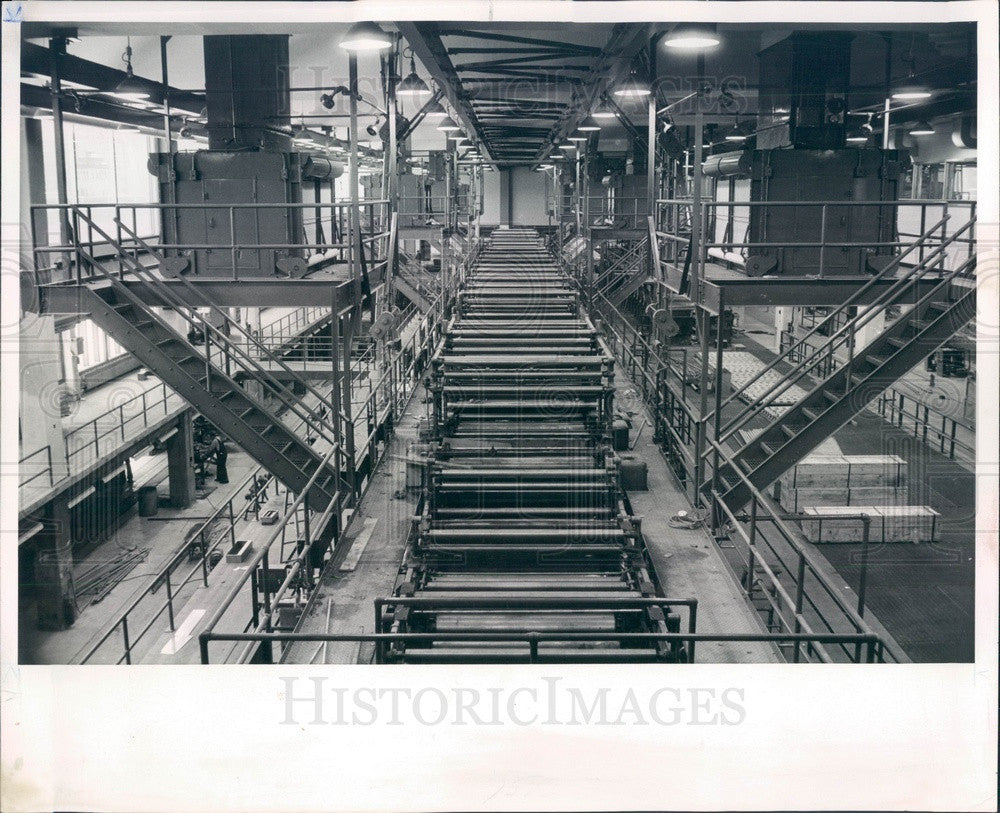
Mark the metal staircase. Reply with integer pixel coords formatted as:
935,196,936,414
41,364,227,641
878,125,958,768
706,215,977,512
594,237,650,307
58,211,346,510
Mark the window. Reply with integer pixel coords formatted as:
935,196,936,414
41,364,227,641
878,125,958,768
62,319,127,374
40,119,161,246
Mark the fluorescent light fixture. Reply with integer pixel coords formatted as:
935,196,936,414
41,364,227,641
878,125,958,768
846,129,869,143
341,21,392,51
578,114,601,132
558,142,576,150
568,131,589,141
664,23,721,50
437,115,461,131
909,120,935,135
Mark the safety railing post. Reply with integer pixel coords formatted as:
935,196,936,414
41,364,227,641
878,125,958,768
200,529,209,586
121,617,132,665
745,496,758,599
165,569,176,631
818,204,827,278
792,551,806,663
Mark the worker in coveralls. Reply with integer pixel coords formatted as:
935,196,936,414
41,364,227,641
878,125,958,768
209,434,229,483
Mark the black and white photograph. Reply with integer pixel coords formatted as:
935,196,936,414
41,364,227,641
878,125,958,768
1,1,996,810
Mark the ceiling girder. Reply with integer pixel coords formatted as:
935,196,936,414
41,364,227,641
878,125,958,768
436,29,602,55
397,21,497,166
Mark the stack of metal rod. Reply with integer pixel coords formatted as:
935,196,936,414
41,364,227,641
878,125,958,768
378,229,687,664
75,546,150,604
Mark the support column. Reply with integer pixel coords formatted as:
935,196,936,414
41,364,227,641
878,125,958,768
166,411,196,508
20,313,70,486
854,305,886,351
35,499,77,630
21,117,48,311
774,306,794,354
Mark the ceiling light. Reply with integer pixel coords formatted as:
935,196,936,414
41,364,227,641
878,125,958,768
578,114,601,132
424,99,448,118
109,38,150,100
568,131,589,141
340,21,392,52
437,115,461,131
664,23,721,51
592,99,617,119
613,73,650,98
891,83,933,101
724,131,747,142
846,128,869,143
558,142,576,150
397,56,430,96
909,120,935,135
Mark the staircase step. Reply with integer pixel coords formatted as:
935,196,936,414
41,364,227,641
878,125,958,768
780,424,799,440
928,300,952,312
886,337,907,350
823,390,840,404
801,407,821,422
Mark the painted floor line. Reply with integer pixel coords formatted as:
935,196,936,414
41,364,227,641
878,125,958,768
339,517,378,572
160,608,206,655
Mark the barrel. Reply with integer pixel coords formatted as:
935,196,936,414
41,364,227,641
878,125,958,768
620,456,649,491
137,485,159,517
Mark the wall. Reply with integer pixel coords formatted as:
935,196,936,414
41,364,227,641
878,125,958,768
480,167,502,227
506,167,551,227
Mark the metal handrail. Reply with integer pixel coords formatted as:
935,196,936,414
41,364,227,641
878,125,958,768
116,218,349,435
18,444,55,489
716,217,977,444
77,388,339,665
74,209,342,449
593,237,649,291
199,630,883,665
65,383,180,465
702,433,900,663
197,300,448,657
709,213,957,426
588,288,896,664
718,248,977,450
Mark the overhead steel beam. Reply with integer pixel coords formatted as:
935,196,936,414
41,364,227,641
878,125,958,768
454,52,599,69
20,82,209,137
22,41,206,114
455,67,591,78
397,22,497,167
448,47,593,56
435,29,602,54
533,23,651,167
43,276,377,313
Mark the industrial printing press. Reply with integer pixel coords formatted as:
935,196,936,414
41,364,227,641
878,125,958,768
376,229,691,664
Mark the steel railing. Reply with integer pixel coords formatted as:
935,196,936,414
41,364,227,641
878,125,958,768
577,281,900,664
711,216,977,446
654,197,976,278
72,211,343,453
31,199,391,287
